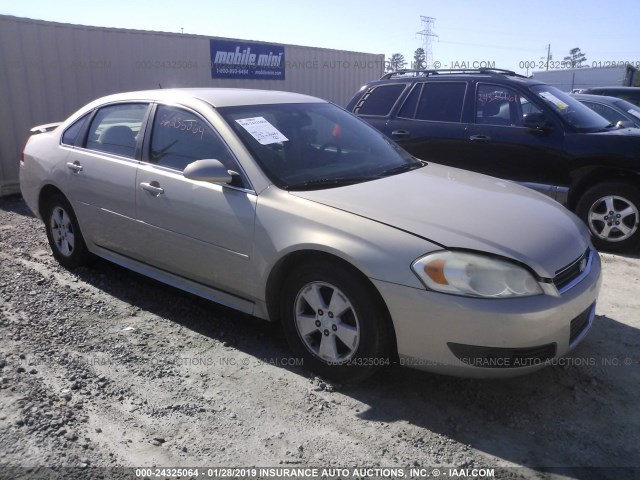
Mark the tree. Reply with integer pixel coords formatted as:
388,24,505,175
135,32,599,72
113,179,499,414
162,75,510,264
413,48,426,70
563,47,587,68
386,53,407,72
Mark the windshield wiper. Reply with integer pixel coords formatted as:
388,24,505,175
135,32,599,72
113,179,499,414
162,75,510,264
379,161,426,177
286,176,377,191
595,123,617,132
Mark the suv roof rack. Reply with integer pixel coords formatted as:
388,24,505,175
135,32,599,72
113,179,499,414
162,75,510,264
380,68,526,80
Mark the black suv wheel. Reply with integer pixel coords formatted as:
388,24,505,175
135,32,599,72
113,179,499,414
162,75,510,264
576,182,640,252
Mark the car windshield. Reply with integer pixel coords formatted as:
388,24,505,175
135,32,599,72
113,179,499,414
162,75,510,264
218,103,421,190
531,85,611,132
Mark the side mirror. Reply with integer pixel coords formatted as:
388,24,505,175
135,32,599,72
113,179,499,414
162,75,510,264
616,120,635,129
523,112,549,131
183,159,233,184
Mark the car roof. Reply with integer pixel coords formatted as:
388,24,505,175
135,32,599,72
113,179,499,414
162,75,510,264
88,88,326,108
582,86,640,93
367,70,544,88
571,93,622,104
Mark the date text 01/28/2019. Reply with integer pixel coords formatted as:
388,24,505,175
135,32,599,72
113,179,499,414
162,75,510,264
520,60,640,69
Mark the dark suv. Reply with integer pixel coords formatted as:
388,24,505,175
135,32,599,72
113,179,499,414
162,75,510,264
346,69,640,253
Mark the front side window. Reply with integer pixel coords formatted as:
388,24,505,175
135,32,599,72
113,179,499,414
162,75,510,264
415,82,466,122
148,105,236,173
476,84,544,127
85,104,148,158
354,84,406,116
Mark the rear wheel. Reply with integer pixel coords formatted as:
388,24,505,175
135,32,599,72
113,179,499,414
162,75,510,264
280,260,390,383
576,182,640,253
43,194,92,269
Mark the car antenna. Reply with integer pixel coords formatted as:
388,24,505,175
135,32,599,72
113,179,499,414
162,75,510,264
158,83,163,89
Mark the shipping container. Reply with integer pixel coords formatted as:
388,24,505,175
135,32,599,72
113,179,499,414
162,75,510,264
532,66,638,93
0,15,384,196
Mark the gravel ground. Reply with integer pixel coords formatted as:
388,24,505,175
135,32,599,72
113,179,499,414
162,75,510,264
0,194,639,480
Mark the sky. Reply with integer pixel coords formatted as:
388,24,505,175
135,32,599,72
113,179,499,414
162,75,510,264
2,0,639,76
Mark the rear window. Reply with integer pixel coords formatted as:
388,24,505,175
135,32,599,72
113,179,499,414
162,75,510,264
415,82,466,122
354,84,406,116
587,88,640,107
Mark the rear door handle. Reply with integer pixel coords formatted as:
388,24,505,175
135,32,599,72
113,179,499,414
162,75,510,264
140,182,164,195
66,161,83,173
470,135,491,142
392,130,411,138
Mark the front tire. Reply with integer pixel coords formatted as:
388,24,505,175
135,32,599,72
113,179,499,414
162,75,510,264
576,182,640,253
43,194,92,269
280,260,390,383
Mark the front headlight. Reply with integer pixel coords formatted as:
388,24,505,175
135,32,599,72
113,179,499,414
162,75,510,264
411,251,543,298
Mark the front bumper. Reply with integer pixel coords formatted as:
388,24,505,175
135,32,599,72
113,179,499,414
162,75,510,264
372,251,602,378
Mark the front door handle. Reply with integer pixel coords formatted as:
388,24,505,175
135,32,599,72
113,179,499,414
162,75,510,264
140,182,164,196
392,130,411,138
470,135,491,142
66,161,83,173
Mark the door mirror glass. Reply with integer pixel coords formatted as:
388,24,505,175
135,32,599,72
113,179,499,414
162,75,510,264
616,120,635,129
183,159,233,184
523,112,548,130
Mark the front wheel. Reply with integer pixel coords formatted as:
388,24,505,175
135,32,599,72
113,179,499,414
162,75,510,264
576,182,640,253
43,194,92,269
280,261,390,383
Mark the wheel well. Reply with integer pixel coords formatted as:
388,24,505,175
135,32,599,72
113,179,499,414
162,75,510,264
37,185,66,218
265,250,399,359
568,170,640,211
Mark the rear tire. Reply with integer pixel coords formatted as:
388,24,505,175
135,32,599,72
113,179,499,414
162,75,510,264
43,194,92,269
576,182,640,253
280,260,390,383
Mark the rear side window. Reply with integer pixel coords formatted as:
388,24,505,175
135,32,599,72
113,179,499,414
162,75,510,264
354,84,406,116
397,84,422,118
149,105,236,172
61,115,88,146
85,104,148,158
415,82,466,122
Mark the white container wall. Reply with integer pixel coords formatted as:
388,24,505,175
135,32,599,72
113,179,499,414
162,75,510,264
532,66,637,92
0,15,384,195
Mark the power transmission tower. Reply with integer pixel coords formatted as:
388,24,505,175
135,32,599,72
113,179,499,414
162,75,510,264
417,16,437,69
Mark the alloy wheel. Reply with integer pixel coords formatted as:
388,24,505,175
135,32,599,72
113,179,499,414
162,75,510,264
49,206,75,256
588,195,639,242
293,281,360,364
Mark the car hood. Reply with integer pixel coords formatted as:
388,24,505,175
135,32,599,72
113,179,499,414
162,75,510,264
290,164,590,278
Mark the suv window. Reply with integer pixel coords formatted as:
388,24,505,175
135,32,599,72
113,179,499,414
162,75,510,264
85,104,148,158
415,82,466,122
355,84,406,116
149,105,236,173
476,84,541,127
397,83,421,119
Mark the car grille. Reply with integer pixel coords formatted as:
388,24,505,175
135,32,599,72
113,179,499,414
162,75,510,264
554,248,591,293
570,303,595,346
447,342,557,368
